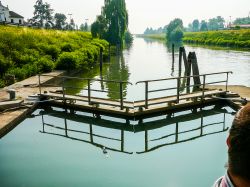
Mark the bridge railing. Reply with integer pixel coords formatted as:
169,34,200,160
136,71,232,109
38,74,132,110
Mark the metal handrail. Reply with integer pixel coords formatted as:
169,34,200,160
136,71,232,84
38,74,132,110
135,71,232,109
39,74,133,85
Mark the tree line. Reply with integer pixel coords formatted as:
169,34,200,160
28,0,88,31
144,16,250,36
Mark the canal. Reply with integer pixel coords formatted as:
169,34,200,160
0,37,250,187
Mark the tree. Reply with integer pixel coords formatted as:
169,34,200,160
54,13,66,30
91,15,107,38
192,19,200,32
216,16,225,29
166,18,183,41
91,0,129,46
32,0,54,28
102,0,128,45
80,22,89,31
44,2,54,28
200,20,208,31
207,16,225,30
234,17,250,25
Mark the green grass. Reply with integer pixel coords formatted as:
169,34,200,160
183,29,250,48
136,33,165,40
0,26,109,87
137,30,250,48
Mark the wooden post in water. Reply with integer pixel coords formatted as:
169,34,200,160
178,47,183,78
186,52,192,93
172,43,175,64
182,47,188,73
191,52,201,90
99,47,103,71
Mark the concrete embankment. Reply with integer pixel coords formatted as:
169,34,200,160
206,85,250,102
0,71,64,138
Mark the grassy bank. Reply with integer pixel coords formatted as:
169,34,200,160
183,30,250,48
137,30,250,48
136,33,165,41
0,26,109,88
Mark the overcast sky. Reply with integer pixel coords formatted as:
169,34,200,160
2,0,250,33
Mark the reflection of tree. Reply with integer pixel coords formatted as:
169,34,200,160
104,53,130,100
64,63,109,95
166,42,183,53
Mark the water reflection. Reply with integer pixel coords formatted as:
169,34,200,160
104,54,130,99
38,105,231,154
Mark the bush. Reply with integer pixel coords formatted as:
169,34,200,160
0,79,5,88
61,43,74,52
56,52,78,70
37,56,54,73
44,45,60,60
7,67,26,81
0,53,12,77
0,25,109,86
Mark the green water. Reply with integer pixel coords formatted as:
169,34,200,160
1,106,235,187
1,37,250,186
64,37,250,101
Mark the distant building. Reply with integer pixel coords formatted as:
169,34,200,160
229,23,250,29
0,1,24,24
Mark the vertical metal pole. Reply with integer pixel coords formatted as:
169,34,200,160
99,48,103,72
120,82,123,110
89,124,93,143
175,122,179,142
226,73,229,92
121,130,124,152
223,113,226,130
64,118,68,137
62,78,65,104
172,43,175,64
177,78,180,103
88,79,91,105
200,115,204,136
42,115,45,133
108,44,111,62
202,75,206,101
145,130,148,152
38,74,41,95
145,82,149,109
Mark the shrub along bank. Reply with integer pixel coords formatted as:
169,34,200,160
183,29,250,48
0,26,109,87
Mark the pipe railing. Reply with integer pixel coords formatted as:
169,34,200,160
38,74,132,110
38,71,232,110
136,71,232,109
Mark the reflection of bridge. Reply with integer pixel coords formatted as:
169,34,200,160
38,71,233,119
39,105,230,154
